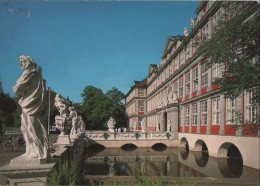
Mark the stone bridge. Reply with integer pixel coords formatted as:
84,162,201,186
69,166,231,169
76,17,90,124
85,130,179,148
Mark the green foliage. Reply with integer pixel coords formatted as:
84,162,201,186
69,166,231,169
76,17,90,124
80,85,126,130
46,159,77,185
0,76,17,127
197,2,260,102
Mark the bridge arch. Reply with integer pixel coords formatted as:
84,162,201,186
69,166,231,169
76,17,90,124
151,143,167,151
121,143,137,151
217,142,243,178
194,139,208,152
180,137,189,149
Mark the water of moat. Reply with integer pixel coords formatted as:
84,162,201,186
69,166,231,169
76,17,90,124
83,144,259,184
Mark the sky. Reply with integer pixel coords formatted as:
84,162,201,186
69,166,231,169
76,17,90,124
0,0,198,103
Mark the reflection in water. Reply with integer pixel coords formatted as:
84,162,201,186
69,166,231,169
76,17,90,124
180,147,189,160
151,143,167,151
194,151,209,168
121,144,137,151
84,147,258,181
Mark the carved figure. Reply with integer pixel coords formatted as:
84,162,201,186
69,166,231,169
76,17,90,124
168,90,178,104
13,55,49,159
167,120,171,132
133,121,138,131
54,94,67,117
107,117,116,132
156,123,160,132
163,95,168,107
141,118,146,132
54,94,71,135
78,116,86,133
69,107,78,135
157,99,163,108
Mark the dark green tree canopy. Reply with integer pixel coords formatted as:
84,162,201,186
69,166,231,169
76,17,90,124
80,85,126,130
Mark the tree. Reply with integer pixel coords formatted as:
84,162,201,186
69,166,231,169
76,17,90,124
0,76,17,128
197,2,259,131
80,85,126,130
105,87,126,128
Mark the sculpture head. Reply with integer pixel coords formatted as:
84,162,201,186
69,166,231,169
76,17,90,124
19,55,37,71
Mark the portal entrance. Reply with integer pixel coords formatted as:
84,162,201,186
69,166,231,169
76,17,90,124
164,112,167,131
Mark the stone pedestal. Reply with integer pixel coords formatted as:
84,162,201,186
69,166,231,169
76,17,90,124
10,154,50,167
56,135,71,145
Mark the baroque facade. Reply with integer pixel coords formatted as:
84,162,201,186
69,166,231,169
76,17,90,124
125,1,259,136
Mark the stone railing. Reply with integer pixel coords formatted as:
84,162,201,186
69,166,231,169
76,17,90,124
85,130,178,141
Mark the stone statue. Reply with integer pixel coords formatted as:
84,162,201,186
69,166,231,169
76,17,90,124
156,123,160,132
190,17,195,29
107,117,116,132
78,116,86,133
133,121,138,131
141,118,146,132
167,120,171,132
163,95,168,107
54,94,71,135
69,107,78,135
157,99,163,109
184,27,189,36
13,55,49,160
168,90,178,104
54,94,67,117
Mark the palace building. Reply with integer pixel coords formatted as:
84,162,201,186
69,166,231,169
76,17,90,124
125,1,259,137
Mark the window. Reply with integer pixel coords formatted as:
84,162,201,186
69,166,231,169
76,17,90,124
212,97,220,124
193,66,199,91
192,103,198,125
180,50,185,65
179,77,184,98
138,88,144,96
169,62,173,75
162,71,165,82
245,89,259,123
174,57,178,71
202,22,210,41
138,117,143,126
186,43,191,60
185,106,190,126
138,101,144,112
165,67,168,79
226,98,236,124
180,107,184,126
201,63,208,87
212,63,224,81
201,100,208,125
186,72,191,95
174,81,178,98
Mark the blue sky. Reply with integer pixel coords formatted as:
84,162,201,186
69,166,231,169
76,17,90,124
0,0,198,103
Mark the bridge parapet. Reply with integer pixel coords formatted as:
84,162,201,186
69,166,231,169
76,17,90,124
85,130,178,141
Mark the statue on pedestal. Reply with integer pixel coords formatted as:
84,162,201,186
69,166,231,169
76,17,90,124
54,94,71,135
133,121,138,131
156,123,160,132
141,118,146,132
167,120,171,132
69,107,78,136
107,117,116,132
78,116,86,133
12,55,49,162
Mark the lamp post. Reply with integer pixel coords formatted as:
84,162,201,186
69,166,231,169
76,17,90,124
48,87,51,135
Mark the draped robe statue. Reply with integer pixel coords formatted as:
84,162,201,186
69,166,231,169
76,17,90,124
13,55,49,159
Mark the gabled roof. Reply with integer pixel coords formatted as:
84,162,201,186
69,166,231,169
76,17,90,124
161,36,184,59
148,64,158,77
126,78,147,98
134,78,147,87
